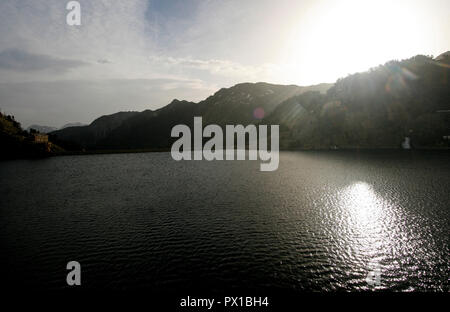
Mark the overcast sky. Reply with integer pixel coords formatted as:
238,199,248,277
0,0,449,127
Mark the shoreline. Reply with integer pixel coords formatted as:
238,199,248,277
2,147,449,161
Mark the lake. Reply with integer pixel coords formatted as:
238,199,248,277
0,151,448,292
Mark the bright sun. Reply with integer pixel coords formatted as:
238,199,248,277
281,0,431,85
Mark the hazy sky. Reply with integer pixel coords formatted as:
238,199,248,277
0,0,449,127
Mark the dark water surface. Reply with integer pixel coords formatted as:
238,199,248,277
0,151,448,291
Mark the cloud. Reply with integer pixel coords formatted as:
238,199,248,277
148,55,280,85
0,0,287,126
0,78,216,128
0,48,88,72
2,0,447,127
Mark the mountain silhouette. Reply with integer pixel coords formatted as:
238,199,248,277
268,54,450,149
50,53,450,151
52,82,331,150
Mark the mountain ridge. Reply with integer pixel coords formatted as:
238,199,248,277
50,53,450,151
52,82,332,150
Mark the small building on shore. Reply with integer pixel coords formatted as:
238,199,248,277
33,133,49,143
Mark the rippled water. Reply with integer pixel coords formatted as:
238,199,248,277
0,151,448,291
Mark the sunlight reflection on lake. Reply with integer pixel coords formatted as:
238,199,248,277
339,182,392,288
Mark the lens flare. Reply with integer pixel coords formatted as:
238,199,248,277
253,107,265,120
